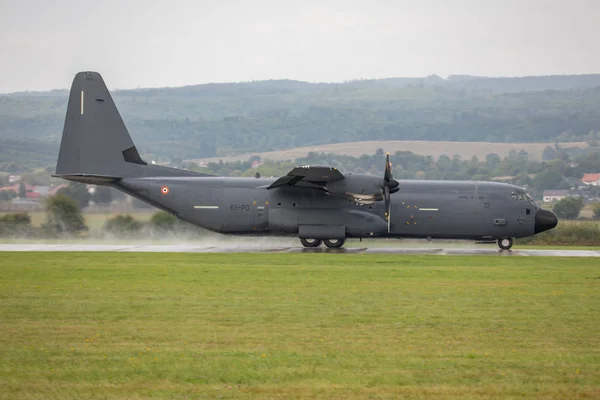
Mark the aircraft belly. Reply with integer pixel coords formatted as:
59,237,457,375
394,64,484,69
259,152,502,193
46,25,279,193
389,194,517,239
392,206,479,237
269,208,387,236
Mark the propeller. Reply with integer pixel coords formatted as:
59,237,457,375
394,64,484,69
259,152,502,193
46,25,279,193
382,153,399,232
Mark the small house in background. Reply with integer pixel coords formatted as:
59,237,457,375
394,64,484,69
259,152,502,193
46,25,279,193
0,184,54,199
1,183,35,197
251,160,263,168
581,173,600,186
8,175,22,183
542,190,569,202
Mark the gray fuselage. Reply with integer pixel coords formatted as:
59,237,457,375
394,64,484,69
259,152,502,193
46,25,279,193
115,175,538,240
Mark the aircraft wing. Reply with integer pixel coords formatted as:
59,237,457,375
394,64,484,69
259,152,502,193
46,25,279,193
267,166,344,190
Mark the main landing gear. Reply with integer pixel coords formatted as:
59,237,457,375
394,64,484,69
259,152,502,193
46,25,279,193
300,238,346,248
323,239,345,248
498,237,513,250
300,238,322,248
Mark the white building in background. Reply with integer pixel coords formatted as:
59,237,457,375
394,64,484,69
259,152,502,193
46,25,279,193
581,173,600,186
542,190,569,202
8,175,21,183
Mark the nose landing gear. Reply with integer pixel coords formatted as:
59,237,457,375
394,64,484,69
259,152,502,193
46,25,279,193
498,237,513,250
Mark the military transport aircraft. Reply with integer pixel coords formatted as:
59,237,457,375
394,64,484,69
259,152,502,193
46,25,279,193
53,72,558,250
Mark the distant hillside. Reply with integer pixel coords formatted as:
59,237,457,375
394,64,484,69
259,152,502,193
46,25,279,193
1,73,599,171
445,74,600,92
190,140,589,164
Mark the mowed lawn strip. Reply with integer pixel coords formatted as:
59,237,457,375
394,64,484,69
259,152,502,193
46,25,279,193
1,253,598,399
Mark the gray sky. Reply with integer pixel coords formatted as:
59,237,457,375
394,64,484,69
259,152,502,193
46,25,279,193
1,0,599,92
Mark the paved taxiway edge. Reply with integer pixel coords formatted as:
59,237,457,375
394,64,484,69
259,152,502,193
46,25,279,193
0,244,599,257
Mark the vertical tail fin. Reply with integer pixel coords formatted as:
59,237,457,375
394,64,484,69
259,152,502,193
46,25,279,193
55,71,146,180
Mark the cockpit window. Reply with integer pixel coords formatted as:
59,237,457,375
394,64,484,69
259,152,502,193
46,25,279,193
525,192,537,206
513,190,538,205
513,190,536,205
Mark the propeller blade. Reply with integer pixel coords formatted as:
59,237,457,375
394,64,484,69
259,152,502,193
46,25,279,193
387,207,391,233
384,185,390,218
383,152,399,189
384,185,391,232
384,153,392,182
381,151,397,233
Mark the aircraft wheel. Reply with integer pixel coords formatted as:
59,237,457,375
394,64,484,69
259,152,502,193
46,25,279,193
300,238,322,248
498,237,513,250
324,238,346,248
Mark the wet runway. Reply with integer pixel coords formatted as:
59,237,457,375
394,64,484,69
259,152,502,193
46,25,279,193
0,244,598,257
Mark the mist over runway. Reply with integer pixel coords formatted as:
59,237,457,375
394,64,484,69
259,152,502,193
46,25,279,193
0,244,598,257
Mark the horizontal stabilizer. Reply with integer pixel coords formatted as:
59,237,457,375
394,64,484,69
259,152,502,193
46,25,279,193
51,173,121,185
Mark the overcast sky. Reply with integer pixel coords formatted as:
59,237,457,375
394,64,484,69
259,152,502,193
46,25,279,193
1,0,599,93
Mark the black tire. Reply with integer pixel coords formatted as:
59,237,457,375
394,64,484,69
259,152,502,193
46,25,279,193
498,237,513,250
324,238,346,248
300,238,322,248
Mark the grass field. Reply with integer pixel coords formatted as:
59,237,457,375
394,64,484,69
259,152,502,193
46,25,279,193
1,253,598,399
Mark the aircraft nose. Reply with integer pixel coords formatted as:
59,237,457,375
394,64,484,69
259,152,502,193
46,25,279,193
534,209,558,234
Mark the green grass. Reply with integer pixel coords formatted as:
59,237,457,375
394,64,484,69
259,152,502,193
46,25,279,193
0,211,155,230
1,253,599,399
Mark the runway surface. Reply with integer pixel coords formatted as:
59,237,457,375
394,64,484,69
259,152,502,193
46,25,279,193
1,244,599,257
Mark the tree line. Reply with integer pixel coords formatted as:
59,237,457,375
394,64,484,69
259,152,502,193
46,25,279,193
182,145,600,201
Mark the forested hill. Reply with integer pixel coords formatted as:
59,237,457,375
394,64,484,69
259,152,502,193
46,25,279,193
1,73,600,171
